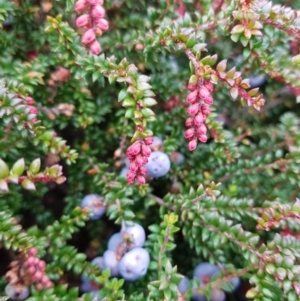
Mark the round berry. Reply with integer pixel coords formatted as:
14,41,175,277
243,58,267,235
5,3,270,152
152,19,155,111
108,232,122,251
149,136,163,150
210,288,226,301
145,151,171,178
118,247,150,281
81,194,106,220
91,256,105,270
103,250,119,277
5,284,29,300
123,223,146,250
178,275,190,294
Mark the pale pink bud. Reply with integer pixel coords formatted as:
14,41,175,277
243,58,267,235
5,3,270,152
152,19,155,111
90,40,101,55
129,161,139,172
38,260,46,271
41,275,50,285
25,256,35,266
204,81,213,92
188,82,197,92
197,124,207,135
135,154,144,166
198,86,210,100
74,0,88,13
35,283,43,291
184,128,195,140
139,166,147,175
27,266,36,275
96,18,109,31
186,90,198,104
26,96,34,105
194,113,204,126
81,28,96,46
201,104,211,116
28,247,38,256
198,134,208,143
33,270,43,281
203,94,213,105
76,14,90,28
127,141,141,156
144,137,154,145
185,118,194,127
141,145,151,157
45,281,53,289
137,175,146,185
92,5,105,19
29,106,37,114
186,103,199,115
188,139,198,151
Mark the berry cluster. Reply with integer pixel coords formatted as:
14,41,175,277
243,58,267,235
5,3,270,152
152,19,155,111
74,0,109,55
81,223,150,297
81,194,106,220
5,248,53,300
184,76,214,151
126,137,153,185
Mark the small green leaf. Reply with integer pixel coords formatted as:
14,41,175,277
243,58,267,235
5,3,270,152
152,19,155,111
21,179,36,191
216,60,227,72
0,159,9,179
29,158,41,174
11,158,25,176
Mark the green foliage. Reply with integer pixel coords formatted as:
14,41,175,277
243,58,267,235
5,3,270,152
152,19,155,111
1,0,300,300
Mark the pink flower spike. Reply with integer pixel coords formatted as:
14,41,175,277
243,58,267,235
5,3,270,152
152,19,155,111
186,103,199,115
92,5,106,19
74,0,88,13
81,28,96,46
76,14,90,28
188,139,198,151
90,40,102,55
96,18,109,31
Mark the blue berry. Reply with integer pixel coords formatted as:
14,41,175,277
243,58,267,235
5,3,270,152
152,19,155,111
124,223,146,250
81,194,106,220
211,289,226,301
170,152,185,165
118,247,150,281
91,256,105,269
5,284,29,300
108,232,122,251
145,151,171,178
150,136,163,150
103,250,119,277
178,275,190,294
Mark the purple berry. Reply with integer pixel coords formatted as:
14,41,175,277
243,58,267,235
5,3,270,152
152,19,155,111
145,151,171,178
108,232,122,251
81,194,106,220
178,275,190,294
123,223,146,250
150,136,163,150
5,284,29,300
103,250,119,277
118,247,150,281
91,256,105,270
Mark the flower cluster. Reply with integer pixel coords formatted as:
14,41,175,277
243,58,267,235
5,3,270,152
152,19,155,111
6,247,53,295
74,0,109,55
126,137,153,185
184,76,214,151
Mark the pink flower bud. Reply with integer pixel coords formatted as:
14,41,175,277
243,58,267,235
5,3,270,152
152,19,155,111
28,247,38,256
41,275,50,285
90,40,101,55
45,281,53,289
87,0,100,4
198,134,208,143
188,82,197,92
141,144,151,157
204,81,213,92
26,96,34,105
142,156,148,164
129,161,138,172
81,28,96,46
184,128,195,140
201,104,211,116
27,266,36,275
139,166,147,175
137,175,146,185
197,124,207,135
35,283,43,291
198,86,210,100
74,0,88,13
135,154,144,166
203,94,213,105
194,113,204,126
92,5,106,19
29,106,37,114
76,14,90,28
96,18,109,31
33,270,43,281
188,139,198,151
186,103,199,115
127,141,141,156
126,170,136,184
25,256,35,266
185,118,193,127
144,136,154,145
186,90,198,104
38,260,46,271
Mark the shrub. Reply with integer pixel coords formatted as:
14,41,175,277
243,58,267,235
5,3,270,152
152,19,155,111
1,0,300,300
